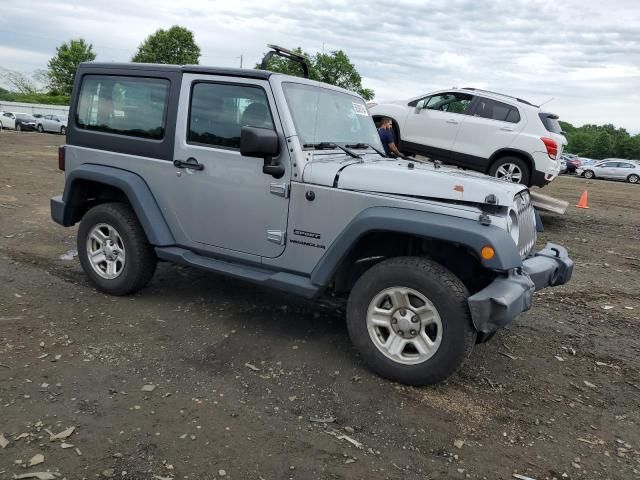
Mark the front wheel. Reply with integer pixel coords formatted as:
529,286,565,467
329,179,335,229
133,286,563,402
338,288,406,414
628,174,639,184
78,203,157,296
16,123,22,132
37,124,44,133
346,257,476,386
60,126,66,135
584,170,595,179
489,156,531,185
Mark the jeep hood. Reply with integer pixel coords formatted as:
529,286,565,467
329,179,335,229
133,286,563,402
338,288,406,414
302,156,527,206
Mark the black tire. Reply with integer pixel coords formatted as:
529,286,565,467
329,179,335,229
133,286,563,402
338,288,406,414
346,256,476,386
488,156,531,186
37,124,44,133
16,123,22,132
583,170,595,179
627,174,639,184
77,202,157,296
60,126,66,135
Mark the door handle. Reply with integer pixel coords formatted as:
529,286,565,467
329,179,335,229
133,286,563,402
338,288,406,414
173,158,204,171
500,126,514,132
446,119,459,124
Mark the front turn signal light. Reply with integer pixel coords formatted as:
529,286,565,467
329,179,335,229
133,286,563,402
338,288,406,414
481,246,495,260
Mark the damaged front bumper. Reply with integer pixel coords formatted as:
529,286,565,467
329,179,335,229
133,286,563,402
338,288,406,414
468,242,573,336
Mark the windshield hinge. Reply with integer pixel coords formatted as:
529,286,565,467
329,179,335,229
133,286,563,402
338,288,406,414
269,182,290,198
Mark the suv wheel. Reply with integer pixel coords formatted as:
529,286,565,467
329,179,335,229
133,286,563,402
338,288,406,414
78,203,157,295
37,124,44,133
489,156,530,185
583,170,595,179
346,257,476,385
628,174,639,184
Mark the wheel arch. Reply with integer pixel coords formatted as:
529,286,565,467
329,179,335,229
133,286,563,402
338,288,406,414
54,164,174,246
488,148,534,175
311,207,522,292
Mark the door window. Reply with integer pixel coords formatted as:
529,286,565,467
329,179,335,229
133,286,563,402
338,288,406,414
618,162,634,168
422,93,472,114
188,82,274,150
602,162,619,167
473,98,520,123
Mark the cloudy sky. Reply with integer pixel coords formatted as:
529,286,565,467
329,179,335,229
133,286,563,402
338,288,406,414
1,0,639,132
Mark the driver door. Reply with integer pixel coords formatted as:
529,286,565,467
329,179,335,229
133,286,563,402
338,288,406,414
402,92,473,159
170,74,291,259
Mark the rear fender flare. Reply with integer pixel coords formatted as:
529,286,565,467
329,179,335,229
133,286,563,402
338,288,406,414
61,164,174,246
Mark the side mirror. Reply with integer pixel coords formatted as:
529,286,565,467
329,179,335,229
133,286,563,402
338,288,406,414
415,99,425,113
240,126,284,178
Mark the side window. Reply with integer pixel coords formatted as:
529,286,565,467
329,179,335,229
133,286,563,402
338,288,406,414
188,82,274,150
603,162,618,167
619,162,633,168
44,115,51,120
424,93,472,114
76,75,170,140
474,98,520,123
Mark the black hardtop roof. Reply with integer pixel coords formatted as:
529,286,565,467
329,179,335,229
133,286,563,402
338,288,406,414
78,62,273,80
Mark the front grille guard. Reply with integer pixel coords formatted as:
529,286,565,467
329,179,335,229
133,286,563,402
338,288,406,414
515,191,536,258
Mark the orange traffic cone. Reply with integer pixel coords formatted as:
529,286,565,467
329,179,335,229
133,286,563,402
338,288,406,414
576,190,589,209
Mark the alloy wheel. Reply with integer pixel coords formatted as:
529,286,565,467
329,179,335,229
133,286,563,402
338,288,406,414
495,163,523,183
366,286,443,365
85,223,126,280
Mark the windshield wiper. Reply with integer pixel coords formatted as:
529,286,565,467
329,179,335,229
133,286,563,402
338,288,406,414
345,142,388,158
303,142,361,159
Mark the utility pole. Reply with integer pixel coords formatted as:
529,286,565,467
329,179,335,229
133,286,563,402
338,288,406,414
239,55,243,69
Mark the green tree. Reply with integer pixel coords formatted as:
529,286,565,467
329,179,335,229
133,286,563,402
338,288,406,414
258,47,375,100
132,26,201,65
565,131,592,156
47,39,96,95
590,131,613,159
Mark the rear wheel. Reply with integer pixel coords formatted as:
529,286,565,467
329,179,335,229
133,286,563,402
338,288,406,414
628,174,639,184
37,124,44,133
60,126,66,135
78,202,157,296
584,170,595,179
346,256,476,385
489,156,531,185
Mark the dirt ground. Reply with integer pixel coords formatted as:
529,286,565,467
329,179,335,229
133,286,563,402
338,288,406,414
1,131,639,480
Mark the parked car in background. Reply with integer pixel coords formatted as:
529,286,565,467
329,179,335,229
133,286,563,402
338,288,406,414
579,157,597,166
369,87,566,187
561,154,581,173
577,160,640,183
0,111,37,131
36,114,68,135
560,157,567,174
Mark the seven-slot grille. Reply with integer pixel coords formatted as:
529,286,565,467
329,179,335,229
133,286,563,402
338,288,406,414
515,190,536,258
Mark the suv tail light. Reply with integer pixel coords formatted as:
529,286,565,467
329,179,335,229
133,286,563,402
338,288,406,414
58,146,66,171
541,137,558,159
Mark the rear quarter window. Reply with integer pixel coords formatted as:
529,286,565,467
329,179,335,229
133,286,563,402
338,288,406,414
473,98,520,123
538,113,563,134
75,75,170,140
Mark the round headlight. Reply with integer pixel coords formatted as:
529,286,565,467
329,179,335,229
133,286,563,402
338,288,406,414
507,209,519,243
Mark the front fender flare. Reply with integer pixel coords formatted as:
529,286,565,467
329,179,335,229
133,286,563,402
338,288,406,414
56,164,174,246
310,206,522,287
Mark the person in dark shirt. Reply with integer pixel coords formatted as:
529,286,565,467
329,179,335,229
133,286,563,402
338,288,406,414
377,117,404,157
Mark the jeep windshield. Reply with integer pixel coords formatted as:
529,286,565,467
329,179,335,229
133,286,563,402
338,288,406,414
282,82,383,152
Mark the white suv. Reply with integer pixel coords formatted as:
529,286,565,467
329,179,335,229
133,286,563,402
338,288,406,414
369,88,567,187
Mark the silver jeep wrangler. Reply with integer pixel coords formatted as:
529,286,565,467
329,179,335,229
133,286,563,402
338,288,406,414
51,47,573,385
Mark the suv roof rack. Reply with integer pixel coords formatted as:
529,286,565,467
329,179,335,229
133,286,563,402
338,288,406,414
260,44,309,78
461,87,539,108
